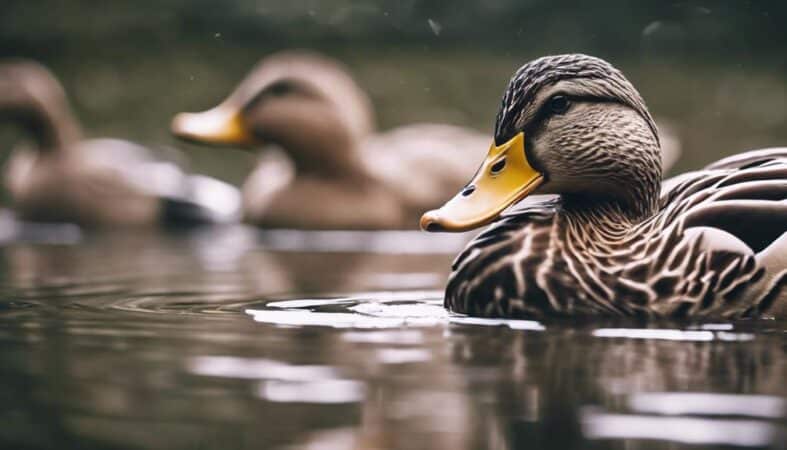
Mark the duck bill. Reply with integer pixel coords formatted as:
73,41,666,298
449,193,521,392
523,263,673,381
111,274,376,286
171,104,257,147
420,132,543,232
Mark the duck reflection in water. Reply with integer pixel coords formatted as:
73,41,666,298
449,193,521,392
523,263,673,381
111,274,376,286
0,60,241,229
448,322,787,449
171,50,490,229
2,292,784,450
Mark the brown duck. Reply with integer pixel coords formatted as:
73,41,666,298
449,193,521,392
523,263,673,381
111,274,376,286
421,54,786,319
0,60,240,227
171,50,491,229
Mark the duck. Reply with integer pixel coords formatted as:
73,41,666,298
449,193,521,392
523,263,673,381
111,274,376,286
0,60,240,227
171,50,493,229
420,54,787,319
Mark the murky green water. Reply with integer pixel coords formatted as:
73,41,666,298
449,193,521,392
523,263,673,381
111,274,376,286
0,226,784,450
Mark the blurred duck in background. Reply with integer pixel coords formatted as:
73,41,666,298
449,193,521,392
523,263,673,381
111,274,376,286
0,60,240,227
171,50,491,229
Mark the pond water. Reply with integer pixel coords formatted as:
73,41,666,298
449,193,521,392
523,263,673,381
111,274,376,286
0,225,784,450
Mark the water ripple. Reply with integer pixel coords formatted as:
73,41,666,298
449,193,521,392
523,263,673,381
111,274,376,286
247,291,448,329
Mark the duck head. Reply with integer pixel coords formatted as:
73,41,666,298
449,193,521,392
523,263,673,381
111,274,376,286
421,54,662,232
171,51,374,174
0,60,81,151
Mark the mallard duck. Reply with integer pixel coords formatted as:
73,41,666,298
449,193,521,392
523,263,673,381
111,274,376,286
420,54,787,319
0,60,240,227
171,50,492,229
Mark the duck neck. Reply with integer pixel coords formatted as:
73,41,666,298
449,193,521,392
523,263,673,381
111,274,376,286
559,194,653,234
0,96,81,154
558,137,662,225
290,140,370,180
560,185,659,227
249,101,372,181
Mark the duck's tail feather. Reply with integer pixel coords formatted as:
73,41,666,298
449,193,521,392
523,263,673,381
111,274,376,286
753,232,787,318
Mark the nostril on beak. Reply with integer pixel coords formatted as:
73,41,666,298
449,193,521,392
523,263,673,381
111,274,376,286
490,158,506,174
461,185,476,197
425,222,444,232
420,211,444,232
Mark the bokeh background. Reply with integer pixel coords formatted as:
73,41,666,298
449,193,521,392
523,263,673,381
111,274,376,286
2,0,786,184
1,4,787,450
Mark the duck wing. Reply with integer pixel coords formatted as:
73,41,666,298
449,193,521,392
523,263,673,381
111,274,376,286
79,139,242,224
659,148,787,254
702,147,787,171
653,148,786,317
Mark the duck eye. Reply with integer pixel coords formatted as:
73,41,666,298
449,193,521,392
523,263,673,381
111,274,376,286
549,95,570,114
490,157,506,175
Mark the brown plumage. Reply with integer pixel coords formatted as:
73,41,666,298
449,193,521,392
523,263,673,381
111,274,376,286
171,50,489,229
435,54,786,319
0,60,240,227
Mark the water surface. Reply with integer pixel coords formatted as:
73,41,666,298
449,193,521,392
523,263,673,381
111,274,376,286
0,226,784,450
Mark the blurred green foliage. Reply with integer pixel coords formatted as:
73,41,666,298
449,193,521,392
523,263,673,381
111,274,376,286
0,0,786,183
3,0,787,57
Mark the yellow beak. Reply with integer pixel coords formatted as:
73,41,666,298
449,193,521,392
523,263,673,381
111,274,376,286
171,104,257,147
420,132,543,232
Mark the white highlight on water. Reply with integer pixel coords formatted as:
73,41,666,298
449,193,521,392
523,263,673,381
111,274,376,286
188,355,367,404
247,291,550,331
188,356,339,381
450,316,546,331
341,330,424,345
375,348,432,364
592,328,754,342
258,379,365,404
582,410,778,447
257,229,471,254
628,392,786,419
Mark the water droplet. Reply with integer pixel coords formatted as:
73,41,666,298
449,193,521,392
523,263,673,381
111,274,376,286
642,21,662,37
427,18,442,36
693,6,711,15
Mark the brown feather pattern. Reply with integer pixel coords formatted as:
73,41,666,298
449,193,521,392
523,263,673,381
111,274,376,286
446,153,787,319
445,53,786,318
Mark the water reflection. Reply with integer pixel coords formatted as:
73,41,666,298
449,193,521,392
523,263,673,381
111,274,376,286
188,356,340,381
448,320,787,449
0,229,784,449
581,411,781,447
592,327,756,342
247,292,448,329
627,392,787,419
259,379,366,404
256,229,473,254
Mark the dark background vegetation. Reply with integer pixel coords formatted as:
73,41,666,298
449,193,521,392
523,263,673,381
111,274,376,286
1,0,786,183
